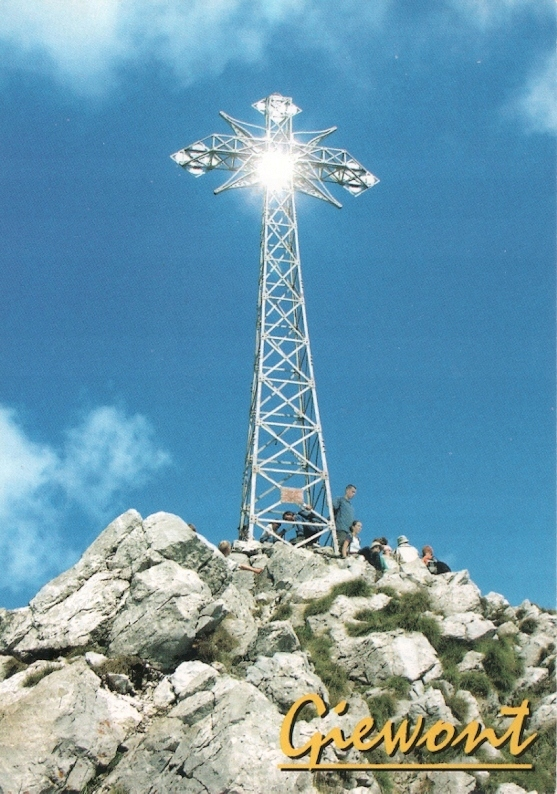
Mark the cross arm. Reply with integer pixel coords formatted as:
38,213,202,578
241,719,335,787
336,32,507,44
170,133,252,177
305,146,379,196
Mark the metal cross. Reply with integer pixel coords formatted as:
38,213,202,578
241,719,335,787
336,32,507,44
171,93,378,550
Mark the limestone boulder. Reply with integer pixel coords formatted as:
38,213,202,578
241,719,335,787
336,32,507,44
108,560,213,668
169,660,218,700
422,770,477,794
441,612,496,642
307,592,392,636
333,629,442,685
407,686,457,725
457,650,485,673
15,571,130,657
514,666,548,692
517,631,555,667
375,572,420,596
246,651,328,712
101,676,317,793
143,512,230,595
0,658,142,793
265,542,331,591
0,512,143,657
530,691,557,732
497,620,519,639
292,563,367,602
248,620,301,658
453,689,482,722
428,570,482,616
482,591,510,620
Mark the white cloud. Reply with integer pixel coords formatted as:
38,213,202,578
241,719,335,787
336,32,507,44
448,0,553,28
0,0,392,93
0,405,170,592
0,0,552,136
512,53,557,134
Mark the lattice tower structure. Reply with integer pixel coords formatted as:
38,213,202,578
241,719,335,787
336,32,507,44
171,93,378,550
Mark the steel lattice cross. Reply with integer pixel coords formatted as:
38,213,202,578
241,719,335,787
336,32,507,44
171,93,378,550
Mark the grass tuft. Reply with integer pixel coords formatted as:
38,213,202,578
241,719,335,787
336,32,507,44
272,602,292,621
476,636,522,695
22,663,59,687
345,590,441,646
294,624,349,706
193,621,238,669
303,578,373,619
1,657,27,680
458,671,491,698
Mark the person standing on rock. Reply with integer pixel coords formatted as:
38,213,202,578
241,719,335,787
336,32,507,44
393,534,419,564
333,484,357,552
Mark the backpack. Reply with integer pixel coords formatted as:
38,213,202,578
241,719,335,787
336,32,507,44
427,558,451,575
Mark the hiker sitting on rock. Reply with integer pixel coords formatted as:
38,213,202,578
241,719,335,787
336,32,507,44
218,540,263,574
341,520,363,558
380,543,400,572
421,545,451,575
292,504,321,545
261,518,288,543
393,534,419,564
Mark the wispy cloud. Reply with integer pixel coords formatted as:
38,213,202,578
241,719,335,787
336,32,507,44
0,1,552,120
511,52,557,135
447,0,552,28
0,405,170,593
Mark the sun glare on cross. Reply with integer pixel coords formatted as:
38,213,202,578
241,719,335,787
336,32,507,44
256,149,295,191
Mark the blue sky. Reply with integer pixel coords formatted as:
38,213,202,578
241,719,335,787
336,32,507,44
0,0,554,609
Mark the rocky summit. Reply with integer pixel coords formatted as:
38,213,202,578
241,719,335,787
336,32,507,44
0,511,554,794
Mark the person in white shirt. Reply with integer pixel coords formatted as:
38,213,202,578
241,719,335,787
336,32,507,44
341,520,362,558
393,534,419,564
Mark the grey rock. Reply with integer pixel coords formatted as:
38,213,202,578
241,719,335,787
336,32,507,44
334,629,442,684
497,620,519,638
530,691,556,732
483,591,510,620
0,654,26,682
245,651,328,712
102,676,317,793
106,671,135,695
65,757,96,792
494,784,536,794
265,541,331,591
153,676,176,709
0,658,142,793
453,689,482,722
407,686,456,724
457,650,485,673
428,570,482,616
16,571,130,656
169,688,215,724
249,620,301,658
144,511,230,595
441,612,496,642
517,631,555,667
514,666,548,692
170,660,218,700
424,770,477,793
108,560,212,667
84,650,108,669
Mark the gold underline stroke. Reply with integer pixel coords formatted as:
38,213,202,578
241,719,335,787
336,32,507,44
279,763,532,771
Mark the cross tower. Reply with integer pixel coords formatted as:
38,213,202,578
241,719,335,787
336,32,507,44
171,93,378,550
